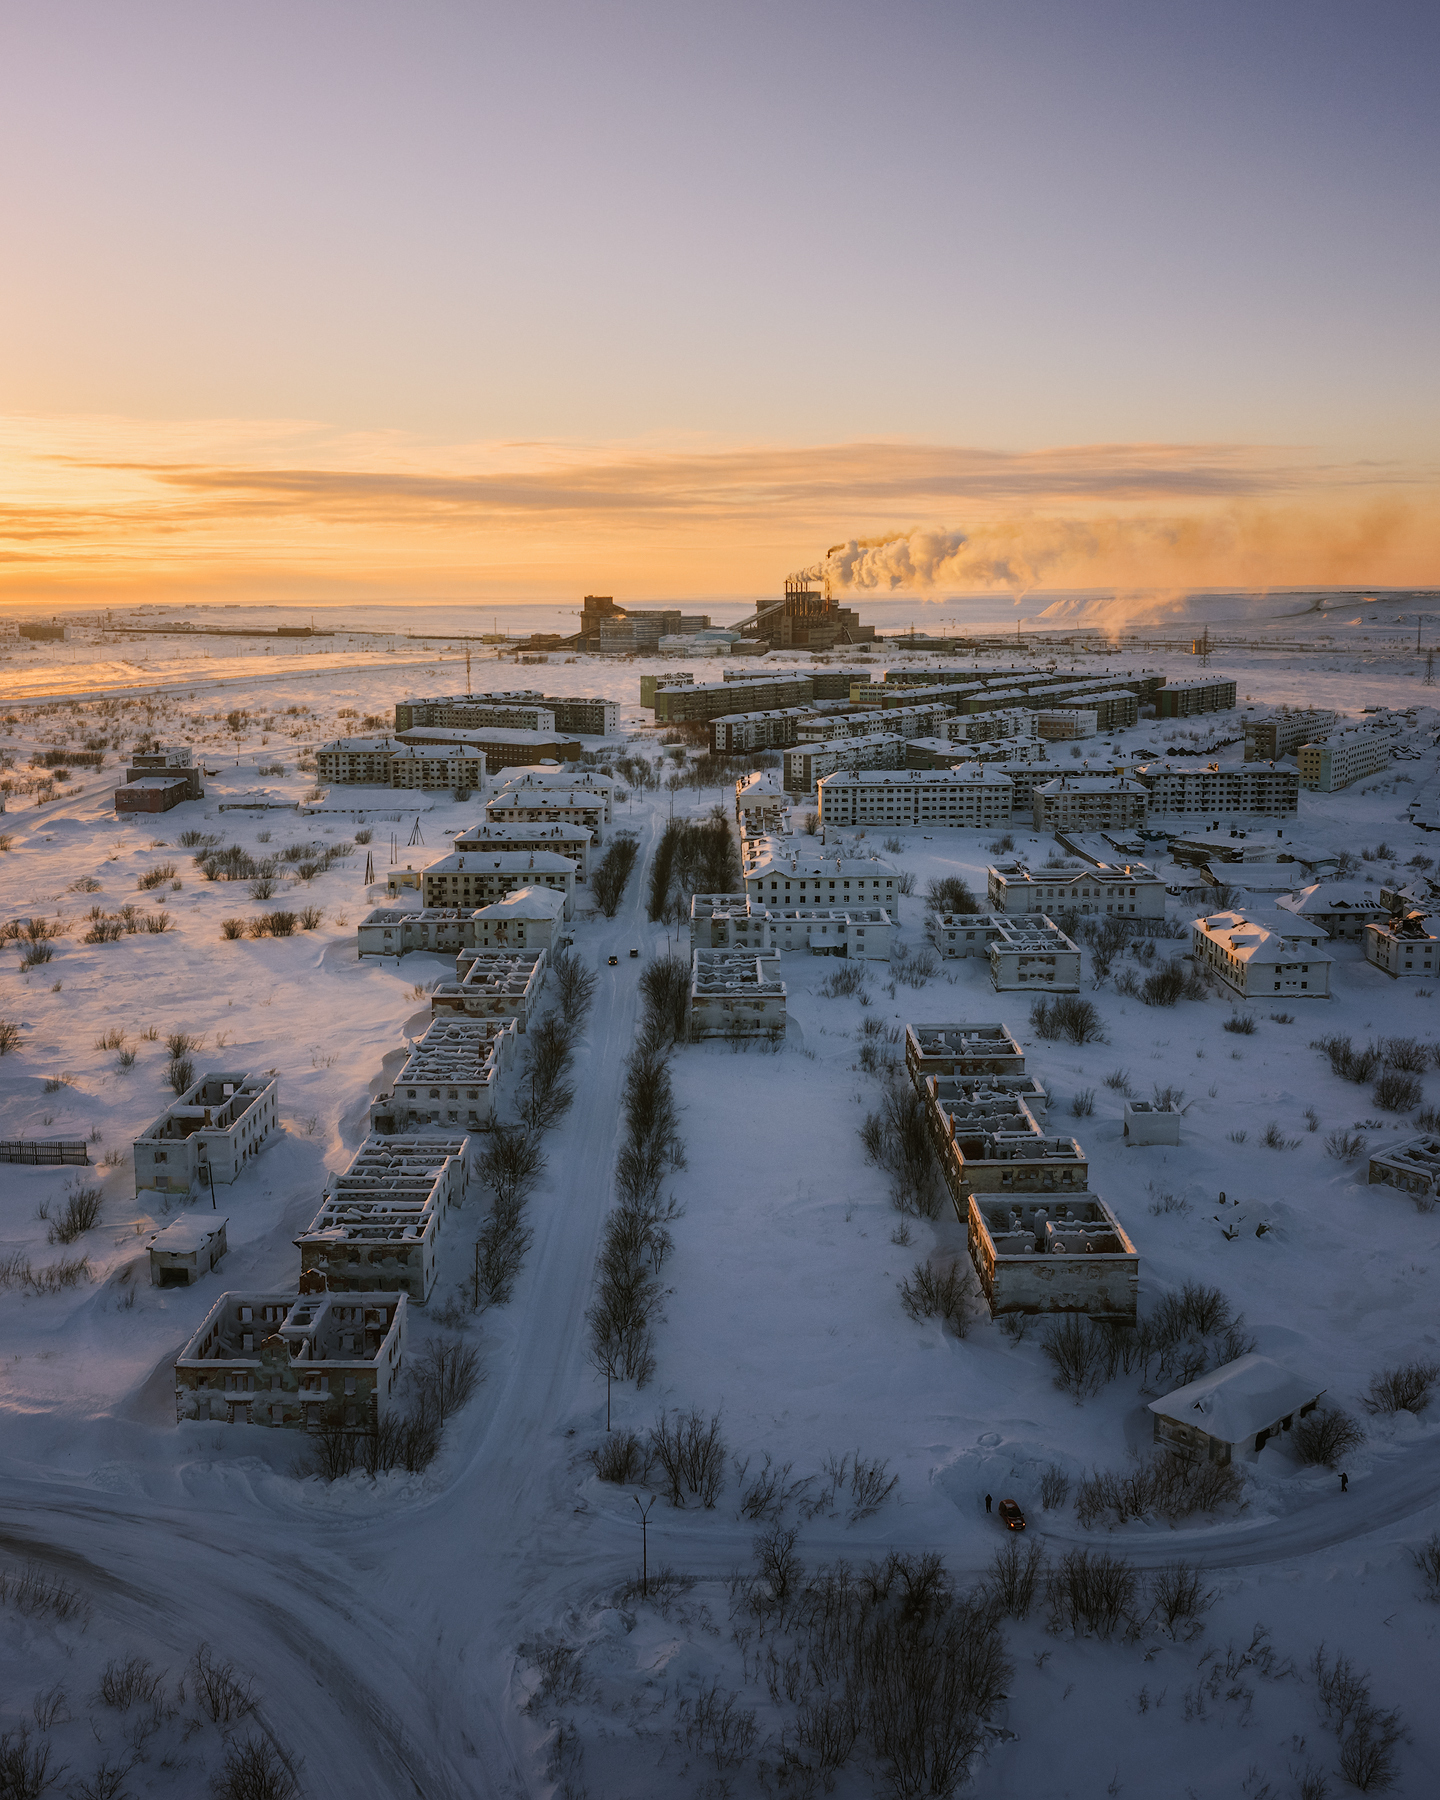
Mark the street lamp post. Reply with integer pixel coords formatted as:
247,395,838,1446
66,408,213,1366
634,1494,655,1598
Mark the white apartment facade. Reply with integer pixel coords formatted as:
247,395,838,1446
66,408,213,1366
1297,732,1393,792
1364,912,1438,978
689,951,787,1039
1191,911,1333,998
297,1133,471,1305
987,858,1165,919
928,914,1006,959
451,820,594,880
783,734,905,794
796,704,947,743
986,918,1082,991
421,850,577,915
817,766,1013,829
468,885,570,953
485,791,607,837
371,1017,518,1134
1032,776,1149,833
433,947,549,1027
743,846,898,912
1134,761,1300,817
134,1072,279,1200
1275,882,1390,942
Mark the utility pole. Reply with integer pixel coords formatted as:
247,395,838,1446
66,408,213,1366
634,1495,655,1598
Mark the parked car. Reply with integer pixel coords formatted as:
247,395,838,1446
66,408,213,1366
998,1498,1026,1531
607,954,618,966
630,947,639,958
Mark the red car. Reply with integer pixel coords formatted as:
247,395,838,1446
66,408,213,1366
998,1498,1026,1531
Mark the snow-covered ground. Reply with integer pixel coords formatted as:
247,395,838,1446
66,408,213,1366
1,623,1438,1799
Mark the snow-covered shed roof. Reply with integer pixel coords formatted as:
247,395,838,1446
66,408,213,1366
474,885,568,921
1148,1354,1323,1445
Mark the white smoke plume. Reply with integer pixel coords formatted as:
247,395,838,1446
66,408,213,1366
815,523,1105,601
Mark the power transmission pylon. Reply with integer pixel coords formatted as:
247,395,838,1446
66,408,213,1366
364,851,375,885
1426,647,1435,686
408,817,425,847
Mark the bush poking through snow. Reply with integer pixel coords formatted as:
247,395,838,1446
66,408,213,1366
47,1182,101,1244
588,1430,650,1484
898,1259,973,1336
1223,1012,1257,1034
1373,1069,1422,1113
0,1018,22,1054
1040,1463,1071,1509
1292,1407,1365,1468
648,1407,727,1508
1312,1033,1382,1083
988,1538,1046,1619
1150,1560,1214,1634
413,1338,482,1426
1413,1532,1440,1602
1311,1644,1408,1793
189,1643,256,1722
1141,961,1205,1006
1324,1128,1367,1162
220,917,246,939
0,1726,62,1800
1041,1316,1113,1397
1261,1120,1302,1150
819,963,867,998
1045,1548,1138,1638
0,1562,88,1621
1074,1457,1242,1529
859,1079,942,1218
216,1736,303,1800
1029,994,1103,1043
1364,1358,1440,1415
1070,1087,1095,1116
98,1655,165,1710
166,1055,194,1095
925,875,979,914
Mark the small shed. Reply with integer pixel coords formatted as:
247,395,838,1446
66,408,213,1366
1149,1354,1323,1465
148,1215,228,1287
1123,1100,1182,1146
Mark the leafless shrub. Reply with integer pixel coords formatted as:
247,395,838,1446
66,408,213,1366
48,1181,102,1244
99,1655,165,1710
215,1735,303,1800
1364,1358,1440,1415
221,917,246,939
1293,1408,1365,1468
1045,1548,1138,1638
519,1013,575,1131
1324,1128,1366,1161
0,1562,88,1620
0,1018,22,1054
898,1259,972,1336
1040,1463,1071,1509
1262,1119,1302,1149
31,1685,67,1731
190,1643,256,1722
521,1640,587,1713
1149,1560,1213,1633
1313,1033,1382,1083
1071,1087,1095,1116
1030,994,1103,1043
820,963,867,998
137,862,176,890
167,1054,194,1094
989,1537,1046,1619
94,1027,126,1050
735,1453,813,1522
1223,1012,1257,1034
637,954,690,1044
1379,1035,1430,1073
1311,1644,1407,1792
926,875,979,913
413,1338,483,1424
649,1407,726,1508
1413,1531,1440,1601
847,1453,898,1522
550,947,598,1029
479,1123,545,1211
860,1078,941,1218
1373,1069,1422,1112
678,1680,760,1770
589,1430,650,1484
473,1196,533,1308
0,1726,64,1800
1074,1456,1242,1528
592,835,640,917
1041,1316,1113,1397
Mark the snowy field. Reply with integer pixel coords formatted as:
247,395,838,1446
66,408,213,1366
1,623,1439,1799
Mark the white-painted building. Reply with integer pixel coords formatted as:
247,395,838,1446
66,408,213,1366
928,914,1006,959
468,885,570,954
987,858,1166,919
986,917,1082,992
689,951,787,1040
485,790,607,836
1149,1354,1323,1466
817,765,1013,829
1134,760,1300,817
493,770,616,817
1364,911,1439,978
432,947,549,1028
370,1017,518,1134
1123,1100,1182,1146
904,1022,1025,1083
1032,775,1149,833
297,1133,471,1305
796,704,947,743
134,1072,279,1201
420,850,577,915
743,846,898,912
1035,709,1097,741
1274,881,1391,942
783,734,906,794
943,707,1038,746
148,1215,228,1287
734,770,791,820
1190,910,1333,999
1297,731,1393,792
450,820,594,880
388,745,487,792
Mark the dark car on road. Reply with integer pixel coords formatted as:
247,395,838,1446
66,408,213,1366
998,1498,1025,1531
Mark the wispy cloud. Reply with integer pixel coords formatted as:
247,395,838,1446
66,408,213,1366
1,416,1435,601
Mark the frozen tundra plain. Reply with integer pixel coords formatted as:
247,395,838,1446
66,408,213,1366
1,620,1438,1800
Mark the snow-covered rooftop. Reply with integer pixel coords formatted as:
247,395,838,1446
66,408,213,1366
1148,1354,1323,1446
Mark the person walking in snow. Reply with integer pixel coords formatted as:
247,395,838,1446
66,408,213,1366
985,1494,992,1513
1340,1472,1349,1493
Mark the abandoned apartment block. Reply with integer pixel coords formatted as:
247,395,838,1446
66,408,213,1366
133,1071,279,1200
175,1290,408,1430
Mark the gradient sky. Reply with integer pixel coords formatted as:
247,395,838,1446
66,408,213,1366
2,1,1438,605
